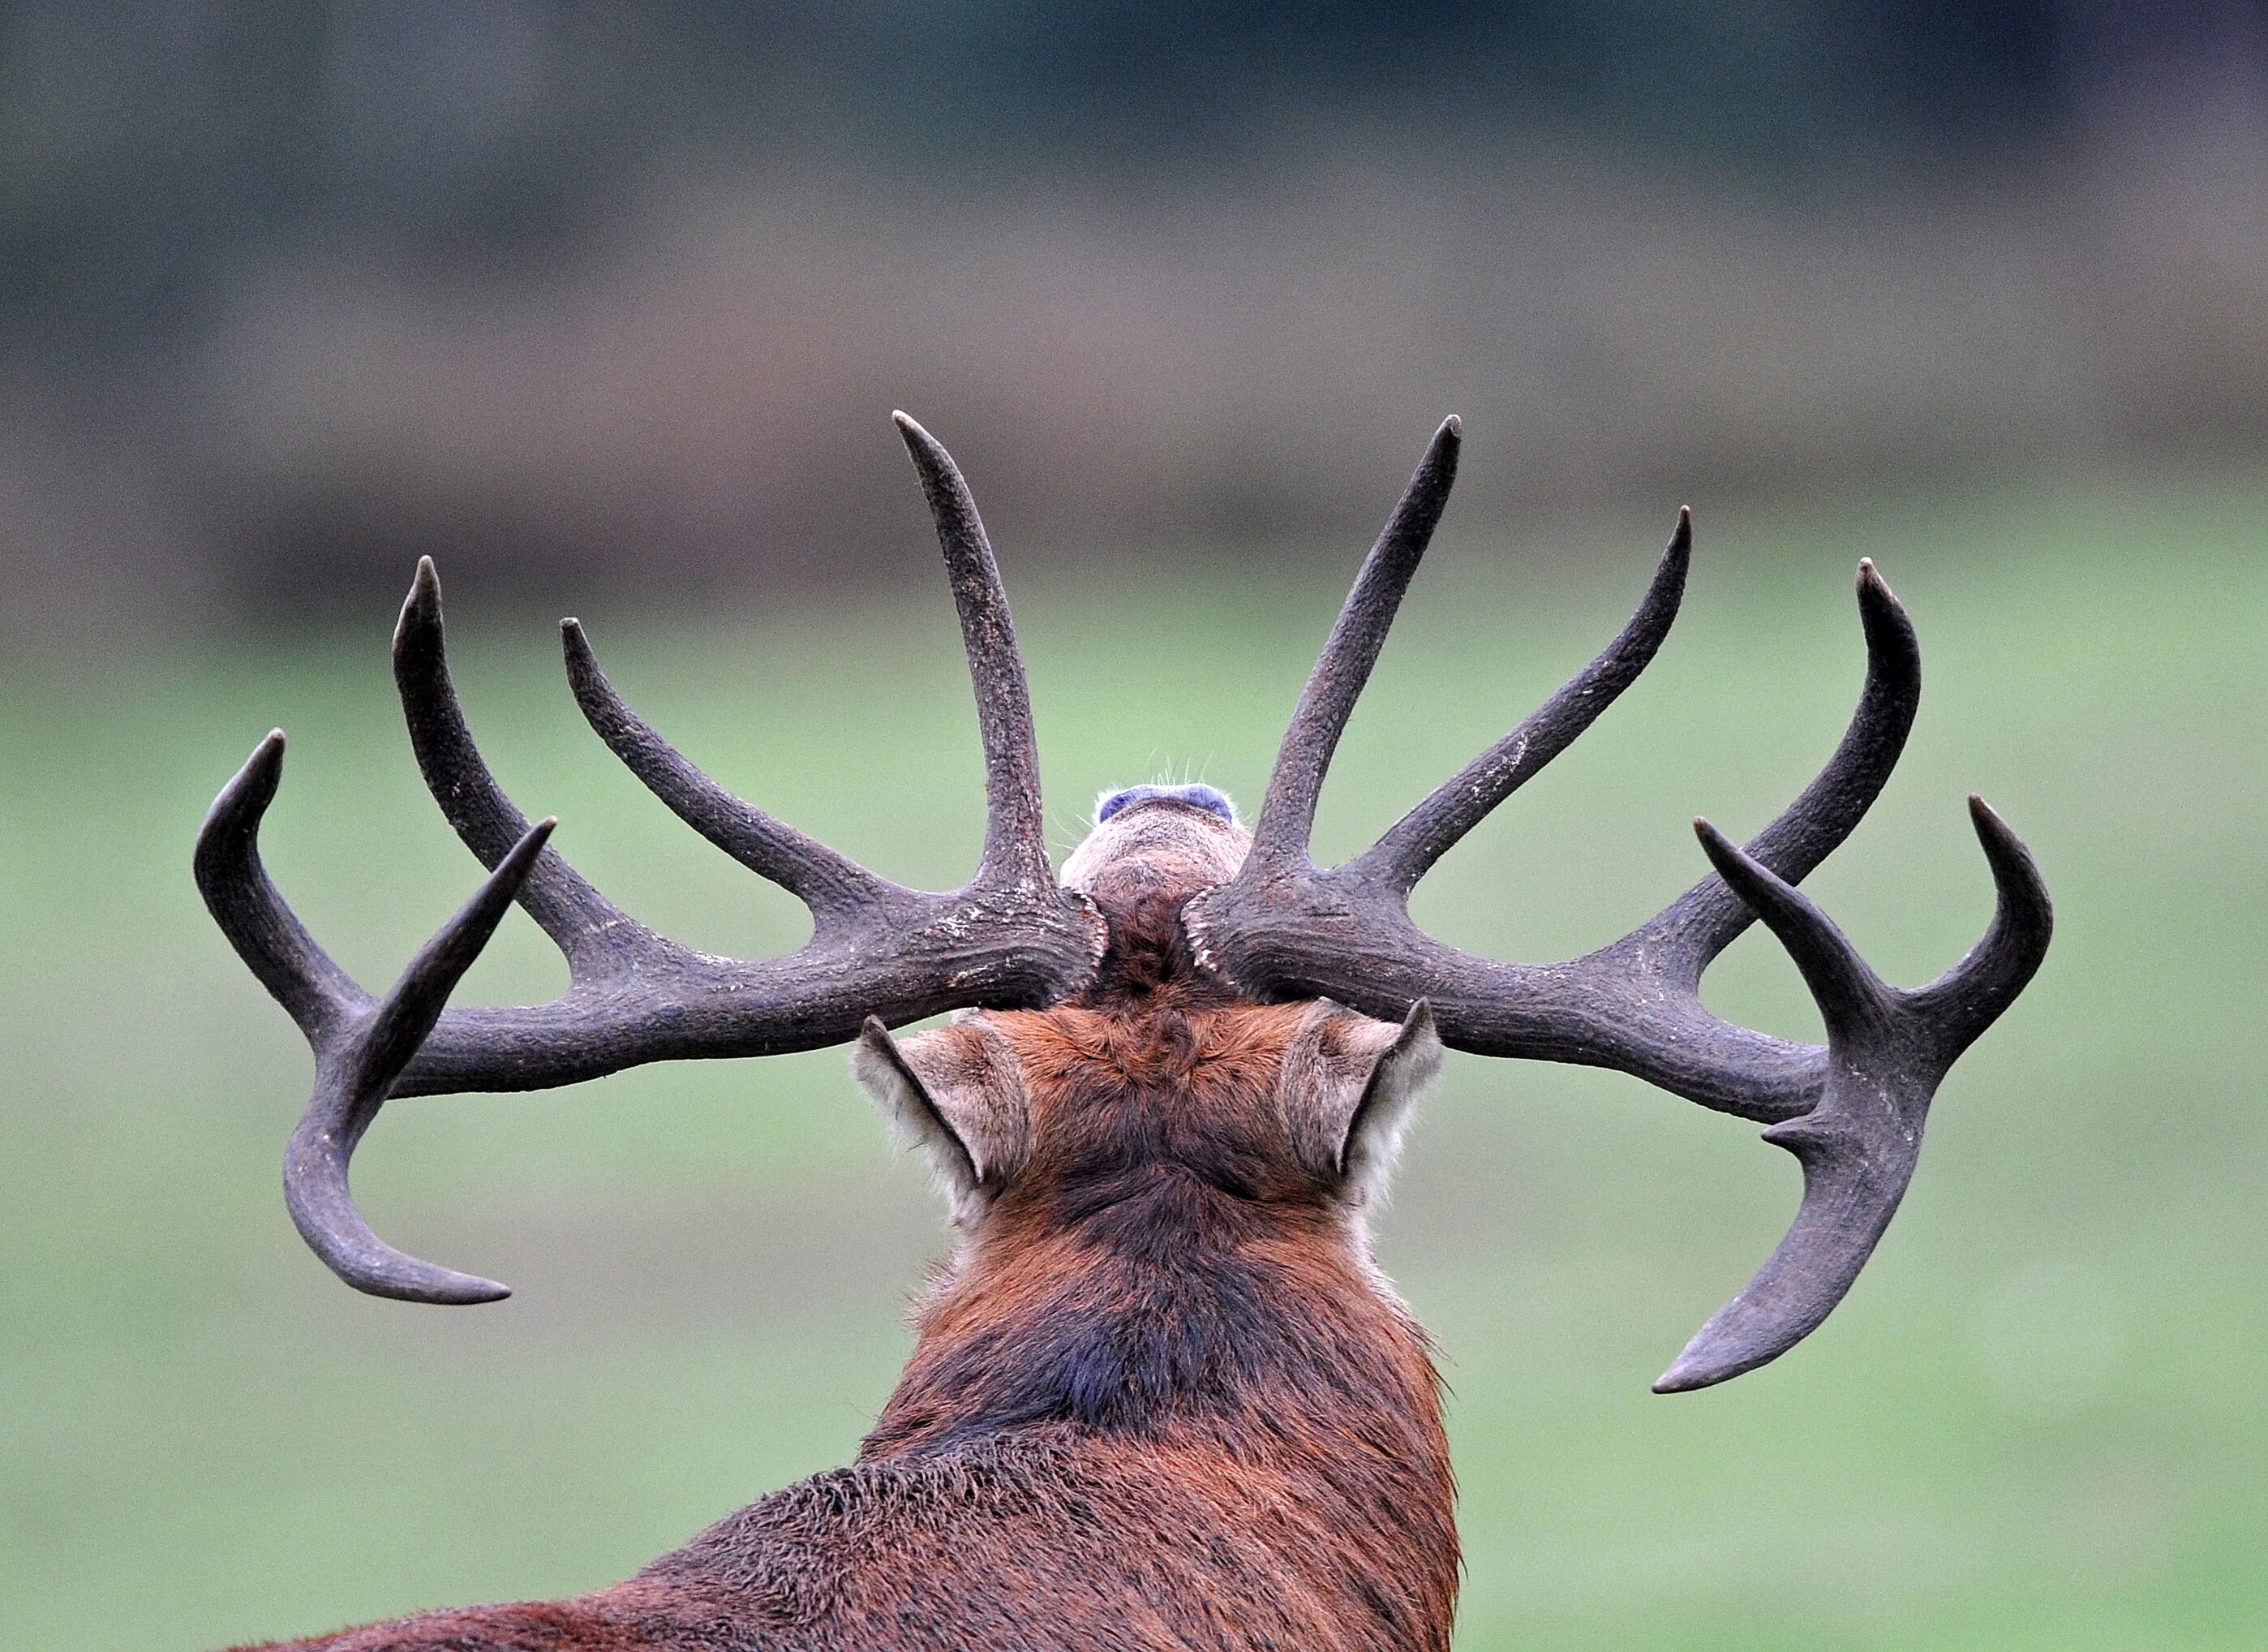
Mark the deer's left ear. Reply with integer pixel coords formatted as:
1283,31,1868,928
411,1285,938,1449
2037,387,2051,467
1276,1000,1444,1202
853,1012,1033,1222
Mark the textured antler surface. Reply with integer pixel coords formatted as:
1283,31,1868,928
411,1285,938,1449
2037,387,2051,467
196,417,1103,1301
1185,423,2052,1390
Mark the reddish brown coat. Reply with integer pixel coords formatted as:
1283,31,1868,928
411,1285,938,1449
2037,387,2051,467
238,810,1458,1651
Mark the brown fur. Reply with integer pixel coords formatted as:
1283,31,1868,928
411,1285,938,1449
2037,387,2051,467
234,803,1458,1651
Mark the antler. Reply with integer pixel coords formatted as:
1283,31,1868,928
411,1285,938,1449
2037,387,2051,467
1184,419,2052,1392
196,415,1103,1302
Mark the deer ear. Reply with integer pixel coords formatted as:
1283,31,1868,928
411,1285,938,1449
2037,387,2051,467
853,1013,1033,1220
1276,1000,1444,1203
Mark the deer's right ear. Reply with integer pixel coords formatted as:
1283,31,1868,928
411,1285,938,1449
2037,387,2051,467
853,1013,1033,1220
1276,1000,1444,1205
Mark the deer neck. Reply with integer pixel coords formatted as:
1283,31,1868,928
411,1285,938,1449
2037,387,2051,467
859,1176,1452,1510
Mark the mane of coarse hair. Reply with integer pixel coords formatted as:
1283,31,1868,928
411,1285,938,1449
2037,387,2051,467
1078,880,1240,1009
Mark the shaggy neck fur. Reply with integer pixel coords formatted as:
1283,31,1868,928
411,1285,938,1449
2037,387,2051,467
859,884,1459,1645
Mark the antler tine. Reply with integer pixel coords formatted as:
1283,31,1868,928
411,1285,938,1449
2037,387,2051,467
394,559,638,966
1354,507,1692,895
1651,807,2052,1391
1248,416,1463,879
561,619,908,925
893,411,1054,889
1188,428,2053,1390
1909,794,2055,1052
1690,816,1890,1026
194,730,372,1042
283,819,553,1304
202,417,1106,1301
1628,557,1921,978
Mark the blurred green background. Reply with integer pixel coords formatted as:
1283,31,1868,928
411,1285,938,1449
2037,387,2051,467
4,476,2262,1646
3,4,2266,1649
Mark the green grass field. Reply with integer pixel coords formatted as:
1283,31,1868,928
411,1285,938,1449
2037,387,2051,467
2,474,2262,1649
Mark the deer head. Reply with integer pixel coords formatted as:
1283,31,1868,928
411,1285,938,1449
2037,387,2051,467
197,412,2050,1413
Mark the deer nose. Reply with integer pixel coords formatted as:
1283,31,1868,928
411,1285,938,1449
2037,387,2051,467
1097,783,1238,824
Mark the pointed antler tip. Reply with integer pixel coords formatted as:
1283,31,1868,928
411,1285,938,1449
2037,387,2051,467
397,559,444,641
1851,558,1917,653
1440,414,1463,437
1651,1355,1733,1395
420,1273,513,1306
892,411,959,477
1965,794,2029,862
225,729,289,803
560,617,595,670
486,816,556,893
328,1257,515,1306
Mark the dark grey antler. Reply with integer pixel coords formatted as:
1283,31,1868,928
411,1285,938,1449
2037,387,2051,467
1184,419,2052,1392
196,415,1103,1302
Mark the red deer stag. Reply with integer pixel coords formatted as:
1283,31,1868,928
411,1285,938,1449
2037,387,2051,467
198,415,2051,1650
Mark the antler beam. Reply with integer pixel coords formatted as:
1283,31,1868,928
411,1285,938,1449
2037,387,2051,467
195,416,1103,1301
1184,421,2052,1391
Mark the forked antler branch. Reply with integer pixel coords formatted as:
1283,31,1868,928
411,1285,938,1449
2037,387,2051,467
196,416,1103,1302
1185,419,2052,1391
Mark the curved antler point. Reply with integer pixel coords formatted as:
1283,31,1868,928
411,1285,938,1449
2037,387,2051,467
504,816,556,870
1963,794,2047,905
245,731,287,785
216,730,290,813
1440,413,1463,437
1691,815,1764,890
354,1258,514,1306
1652,1332,1759,1393
397,558,445,647
209,732,290,826
1650,1358,1715,1396
1964,794,2029,864
405,1270,513,1306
